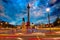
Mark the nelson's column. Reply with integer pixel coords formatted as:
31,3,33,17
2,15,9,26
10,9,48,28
26,4,30,29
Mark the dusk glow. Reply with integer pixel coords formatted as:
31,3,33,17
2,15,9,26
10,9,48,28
0,0,60,25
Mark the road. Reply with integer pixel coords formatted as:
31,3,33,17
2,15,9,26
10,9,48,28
0,35,60,40
0,28,60,40
0,32,60,40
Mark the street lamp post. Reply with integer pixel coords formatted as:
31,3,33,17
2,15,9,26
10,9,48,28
46,8,50,27
46,8,51,33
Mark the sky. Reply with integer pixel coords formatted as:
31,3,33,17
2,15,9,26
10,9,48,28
0,0,60,25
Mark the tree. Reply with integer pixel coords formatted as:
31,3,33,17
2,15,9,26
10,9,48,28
53,17,60,26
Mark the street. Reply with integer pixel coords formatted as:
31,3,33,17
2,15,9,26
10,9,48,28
0,35,60,40
0,28,60,40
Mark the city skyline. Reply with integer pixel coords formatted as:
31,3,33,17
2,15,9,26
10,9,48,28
0,0,60,25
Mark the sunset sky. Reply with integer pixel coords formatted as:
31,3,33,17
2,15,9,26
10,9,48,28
0,0,60,25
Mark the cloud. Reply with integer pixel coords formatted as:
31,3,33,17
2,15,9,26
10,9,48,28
9,19,22,25
35,20,44,23
0,13,12,20
0,5,4,12
0,0,2,3
49,0,57,4
50,15,57,19
9,21,16,25
15,13,27,20
30,9,45,18
0,5,3,10
35,15,57,24
29,0,47,18
0,0,59,25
